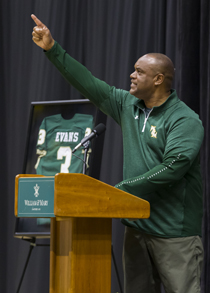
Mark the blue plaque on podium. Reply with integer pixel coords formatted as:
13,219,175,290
17,177,55,217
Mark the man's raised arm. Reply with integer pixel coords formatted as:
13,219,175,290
30,14,123,123
31,14,54,51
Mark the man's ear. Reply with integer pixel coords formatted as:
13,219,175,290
154,73,164,86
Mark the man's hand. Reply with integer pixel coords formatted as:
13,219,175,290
31,14,55,51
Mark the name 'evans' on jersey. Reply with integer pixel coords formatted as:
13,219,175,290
55,131,79,143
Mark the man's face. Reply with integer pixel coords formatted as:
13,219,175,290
130,55,157,100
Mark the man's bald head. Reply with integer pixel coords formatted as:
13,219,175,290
140,53,175,90
130,53,175,104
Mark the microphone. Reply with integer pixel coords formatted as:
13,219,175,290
72,123,106,153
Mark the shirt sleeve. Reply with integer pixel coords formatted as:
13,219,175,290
115,116,204,197
45,41,128,125
34,118,47,170
36,118,47,150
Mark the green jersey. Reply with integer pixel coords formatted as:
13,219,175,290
35,113,94,176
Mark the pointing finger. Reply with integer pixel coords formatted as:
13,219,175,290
31,14,45,27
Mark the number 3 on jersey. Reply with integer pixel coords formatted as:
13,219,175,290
57,146,72,173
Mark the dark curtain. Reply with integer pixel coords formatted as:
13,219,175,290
0,0,209,292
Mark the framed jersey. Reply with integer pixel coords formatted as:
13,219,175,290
14,99,107,239
35,113,94,176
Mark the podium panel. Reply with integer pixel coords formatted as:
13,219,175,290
50,218,112,293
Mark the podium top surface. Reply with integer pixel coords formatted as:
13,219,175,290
54,173,150,219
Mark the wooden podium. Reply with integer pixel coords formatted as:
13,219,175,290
15,173,150,293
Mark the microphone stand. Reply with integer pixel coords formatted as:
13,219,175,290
82,141,90,174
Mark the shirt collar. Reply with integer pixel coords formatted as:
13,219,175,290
134,89,180,113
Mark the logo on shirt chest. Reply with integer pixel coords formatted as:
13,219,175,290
150,126,157,138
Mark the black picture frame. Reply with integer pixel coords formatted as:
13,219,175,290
14,99,107,239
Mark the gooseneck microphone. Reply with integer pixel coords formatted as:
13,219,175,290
72,123,106,153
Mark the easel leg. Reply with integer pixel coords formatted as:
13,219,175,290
16,238,36,293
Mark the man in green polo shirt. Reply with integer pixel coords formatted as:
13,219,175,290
31,14,204,293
